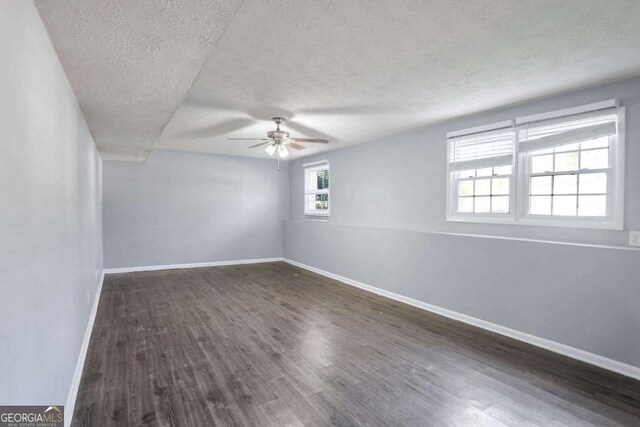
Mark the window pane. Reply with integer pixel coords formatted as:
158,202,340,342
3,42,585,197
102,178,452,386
530,176,551,195
532,147,554,155
553,174,577,195
581,136,609,150
530,196,551,215
553,195,577,216
477,167,492,177
493,165,512,176
458,180,473,196
457,169,475,178
531,154,553,173
316,169,330,190
305,195,317,210
492,178,509,195
578,195,606,217
579,173,607,194
554,152,578,172
491,196,509,213
580,149,608,170
457,197,473,213
305,194,329,212
555,142,580,153
475,197,490,213
315,193,329,210
475,179,491,196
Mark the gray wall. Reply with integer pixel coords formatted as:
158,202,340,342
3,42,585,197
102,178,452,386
103,150,289,268
285,76,640,368
289,76,640,246
0,1,103,405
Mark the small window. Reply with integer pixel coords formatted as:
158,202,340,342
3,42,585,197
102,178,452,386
447,122,515,220
304,161,330,216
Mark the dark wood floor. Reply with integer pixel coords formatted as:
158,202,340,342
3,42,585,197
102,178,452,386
73,262,640,426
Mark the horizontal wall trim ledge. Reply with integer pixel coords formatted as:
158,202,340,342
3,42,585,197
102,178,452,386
282,258,640,382
286,220,639,252
65,270,105,427
104,258,283,274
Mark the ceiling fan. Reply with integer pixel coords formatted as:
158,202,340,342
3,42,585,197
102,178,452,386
228,117,328,162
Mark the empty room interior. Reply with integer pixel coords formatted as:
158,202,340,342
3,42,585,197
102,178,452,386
3,1,640,426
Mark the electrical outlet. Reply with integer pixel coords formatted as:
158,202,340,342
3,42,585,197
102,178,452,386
630,231,640,247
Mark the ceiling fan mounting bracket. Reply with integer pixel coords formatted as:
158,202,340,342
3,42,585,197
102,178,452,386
271,116,287,131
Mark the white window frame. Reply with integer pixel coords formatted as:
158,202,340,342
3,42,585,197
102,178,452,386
446,100,625,230
304,160,330,216
446,121,516,224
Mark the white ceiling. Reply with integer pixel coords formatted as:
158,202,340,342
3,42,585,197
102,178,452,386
37,0,640,162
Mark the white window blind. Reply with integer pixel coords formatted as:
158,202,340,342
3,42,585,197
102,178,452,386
518,110,617,152
448,127,515,171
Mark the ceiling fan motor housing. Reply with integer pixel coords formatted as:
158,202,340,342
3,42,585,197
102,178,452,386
267,130,289,140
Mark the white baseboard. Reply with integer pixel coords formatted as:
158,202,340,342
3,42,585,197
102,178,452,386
104,257,283,274
283,258,640,382
65,270,105,427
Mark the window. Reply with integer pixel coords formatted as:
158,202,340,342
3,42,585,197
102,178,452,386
447,121,515,219
519,111,620,223
446,100,624,229
304,160,330,216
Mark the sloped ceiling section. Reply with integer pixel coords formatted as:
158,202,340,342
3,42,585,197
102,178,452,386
38,0,640,161
35,0,242,161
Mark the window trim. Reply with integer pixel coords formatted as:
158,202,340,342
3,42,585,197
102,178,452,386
303,160,330,217
446,101,625,230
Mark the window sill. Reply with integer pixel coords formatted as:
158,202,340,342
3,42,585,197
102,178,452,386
303,216,329,223
446,215,623,230
304,212,330,217
447,216,516,226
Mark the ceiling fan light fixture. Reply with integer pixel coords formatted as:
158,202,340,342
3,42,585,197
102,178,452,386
265,144,276,156
278,144,289,158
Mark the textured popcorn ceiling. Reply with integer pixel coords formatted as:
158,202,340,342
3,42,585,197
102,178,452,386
35,0,242,161
38,0,640,161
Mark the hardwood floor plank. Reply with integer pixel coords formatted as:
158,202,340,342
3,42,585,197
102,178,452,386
73,262,640,426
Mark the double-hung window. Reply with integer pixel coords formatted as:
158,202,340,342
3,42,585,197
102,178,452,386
304,160,330,216
518,106,622,226
446,100,624,229
447,121,515,219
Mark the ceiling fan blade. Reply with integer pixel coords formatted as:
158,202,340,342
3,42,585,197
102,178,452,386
227,138,269,141
287,142,306,150
291,138,329,144
248,142,269,148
